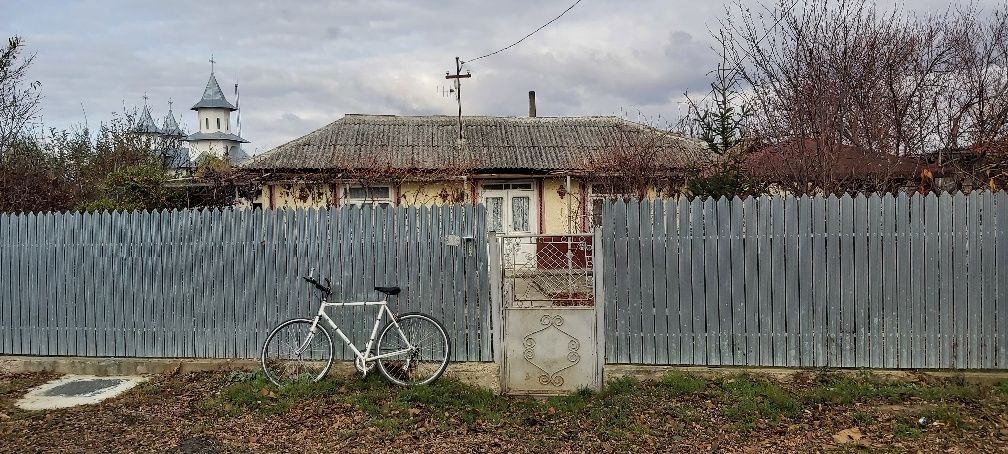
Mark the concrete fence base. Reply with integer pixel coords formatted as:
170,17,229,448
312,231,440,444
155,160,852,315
3,356,1006,393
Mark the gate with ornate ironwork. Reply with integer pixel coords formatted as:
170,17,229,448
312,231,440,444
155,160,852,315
489,233,604,394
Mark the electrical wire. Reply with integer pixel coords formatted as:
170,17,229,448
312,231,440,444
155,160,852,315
463,0,584,65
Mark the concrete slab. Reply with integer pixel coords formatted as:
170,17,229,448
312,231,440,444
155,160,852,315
15,374,147,411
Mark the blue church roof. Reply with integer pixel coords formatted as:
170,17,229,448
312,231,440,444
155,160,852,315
191,73,237,111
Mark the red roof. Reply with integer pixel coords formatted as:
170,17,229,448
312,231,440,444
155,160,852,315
745,139,930,181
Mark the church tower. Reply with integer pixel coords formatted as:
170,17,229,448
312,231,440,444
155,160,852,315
184,59,248,164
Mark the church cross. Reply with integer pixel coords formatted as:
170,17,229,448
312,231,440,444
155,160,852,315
209,55,216,73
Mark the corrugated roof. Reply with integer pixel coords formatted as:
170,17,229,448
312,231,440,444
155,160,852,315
241,114,705,172
191,73,237,111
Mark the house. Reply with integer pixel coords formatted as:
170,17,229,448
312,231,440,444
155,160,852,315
744,138,934,194
239,107,706,235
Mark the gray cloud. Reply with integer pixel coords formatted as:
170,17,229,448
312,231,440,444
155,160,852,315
2,0,1002,152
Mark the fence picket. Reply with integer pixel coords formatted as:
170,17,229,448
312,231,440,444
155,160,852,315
716,198,734,365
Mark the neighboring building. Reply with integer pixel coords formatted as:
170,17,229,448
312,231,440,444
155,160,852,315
239,112,706,235
744,138,934,194
184,70,249,165
129,63,250,172
129,101,191,171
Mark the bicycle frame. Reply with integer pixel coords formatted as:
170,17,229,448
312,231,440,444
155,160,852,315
300,298,416,366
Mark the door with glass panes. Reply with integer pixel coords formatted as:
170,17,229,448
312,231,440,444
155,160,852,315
481,181,537,236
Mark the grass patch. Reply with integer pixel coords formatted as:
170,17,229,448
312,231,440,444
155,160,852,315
660,372,706,396
599,376,638,398
909,405,966,430
852,410,876,426
807,373,979,405
996,380,1008,395
720,375,801,429
398,378,505,423
892,421,923,439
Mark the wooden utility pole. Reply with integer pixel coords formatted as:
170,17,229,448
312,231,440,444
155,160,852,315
445,57,471,144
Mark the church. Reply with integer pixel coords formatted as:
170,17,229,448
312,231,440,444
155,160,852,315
131,61,250,170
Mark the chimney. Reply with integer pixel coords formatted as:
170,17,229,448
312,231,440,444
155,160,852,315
528,90,537,117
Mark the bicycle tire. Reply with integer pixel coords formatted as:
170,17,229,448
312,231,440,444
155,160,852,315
260,318,334,388
375,312,451,386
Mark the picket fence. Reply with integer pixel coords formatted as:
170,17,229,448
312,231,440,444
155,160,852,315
0,205,492,362
600,191,1008,369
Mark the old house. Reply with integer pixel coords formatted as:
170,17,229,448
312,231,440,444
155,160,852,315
239,104,706,235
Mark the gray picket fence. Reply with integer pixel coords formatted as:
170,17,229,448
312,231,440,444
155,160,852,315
600,191,1008,369
0,205,492,362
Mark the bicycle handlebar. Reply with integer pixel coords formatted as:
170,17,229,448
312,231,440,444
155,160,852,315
302,276,331,295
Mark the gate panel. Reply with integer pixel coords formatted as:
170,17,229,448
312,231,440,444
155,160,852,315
494,233,603,395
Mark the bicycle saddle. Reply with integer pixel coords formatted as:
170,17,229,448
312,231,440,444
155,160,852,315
375,286,401,296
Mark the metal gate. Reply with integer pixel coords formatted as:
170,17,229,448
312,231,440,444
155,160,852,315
490,232,604,394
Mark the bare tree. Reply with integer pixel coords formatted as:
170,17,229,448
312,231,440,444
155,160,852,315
583,120,702,199
0,36,41,154
717,0,1008,193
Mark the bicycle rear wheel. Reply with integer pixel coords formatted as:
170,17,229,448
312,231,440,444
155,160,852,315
375,312,450,386
260,318,334,388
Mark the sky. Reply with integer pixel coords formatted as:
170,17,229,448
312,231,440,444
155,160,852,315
1,0,996,154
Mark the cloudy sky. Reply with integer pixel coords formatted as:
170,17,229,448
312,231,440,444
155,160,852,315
1,0,995,153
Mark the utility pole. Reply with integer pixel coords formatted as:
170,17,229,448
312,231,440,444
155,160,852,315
445,57,471,145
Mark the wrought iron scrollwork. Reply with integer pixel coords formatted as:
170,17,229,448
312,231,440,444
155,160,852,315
521,314,581,387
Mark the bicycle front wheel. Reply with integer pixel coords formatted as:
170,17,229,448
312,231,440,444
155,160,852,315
260,318,334,388
375,312,451,386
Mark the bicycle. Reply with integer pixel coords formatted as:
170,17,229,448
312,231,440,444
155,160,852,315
260,276,451,387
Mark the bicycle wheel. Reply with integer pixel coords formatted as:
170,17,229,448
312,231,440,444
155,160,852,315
260,318,334,388
375,312,450,386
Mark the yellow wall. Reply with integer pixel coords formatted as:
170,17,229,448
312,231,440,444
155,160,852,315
541,177,588,234
253,183,335,208
250,177,681,236
398,181,470,206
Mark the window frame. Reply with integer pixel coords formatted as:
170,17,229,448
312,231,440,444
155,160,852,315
343,184,394,207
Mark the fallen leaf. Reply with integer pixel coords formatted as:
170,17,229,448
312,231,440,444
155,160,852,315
833,427,863,445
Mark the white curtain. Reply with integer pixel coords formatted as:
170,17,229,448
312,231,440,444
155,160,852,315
511,196,530,231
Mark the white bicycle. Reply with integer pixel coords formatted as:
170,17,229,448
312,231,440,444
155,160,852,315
260,276,451,387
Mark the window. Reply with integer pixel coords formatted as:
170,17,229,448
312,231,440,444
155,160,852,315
511,196,530,231
205,118,209,130
588,183,631,227
486,197,504,231
344,185,393,207
484,182,532,191
216,118,221,129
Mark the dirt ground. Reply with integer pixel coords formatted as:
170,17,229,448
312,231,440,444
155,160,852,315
2,368,1007,453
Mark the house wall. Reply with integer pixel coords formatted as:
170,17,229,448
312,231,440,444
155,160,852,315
254,183,336,208
398,181,469,206
249,177,652,235
541,177,588,234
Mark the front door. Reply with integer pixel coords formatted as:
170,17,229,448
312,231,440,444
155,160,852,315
480,181,537,235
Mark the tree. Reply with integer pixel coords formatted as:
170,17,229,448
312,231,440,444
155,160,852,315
682,57,755,198
0,36,41,155
80,163,182,212
716,0,1008,193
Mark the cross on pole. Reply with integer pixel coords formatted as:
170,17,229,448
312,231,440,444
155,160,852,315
142,92,149,107
209,55,216,73
445,56,471,144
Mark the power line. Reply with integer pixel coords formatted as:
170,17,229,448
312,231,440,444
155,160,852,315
463,0,584,65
